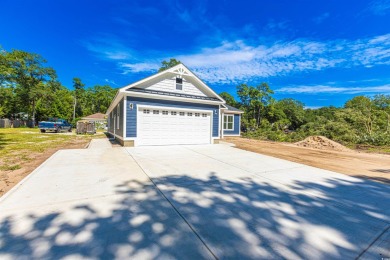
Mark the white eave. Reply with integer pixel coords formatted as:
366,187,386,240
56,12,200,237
222,110,244,114
107,63,226,113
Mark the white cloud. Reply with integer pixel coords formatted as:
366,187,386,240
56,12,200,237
82,36,133,60
277,84,390,94
264,20,289,31
305,106,323,110
369,0,390,15
120,62,159,73
313,13,330,24
84,33,390,84
104,79,119,86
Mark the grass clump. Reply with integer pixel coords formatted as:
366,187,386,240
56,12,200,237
0,128,95,171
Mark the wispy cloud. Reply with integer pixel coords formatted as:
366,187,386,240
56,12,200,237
264,19,289,31
368,0,390,15
83,33,390,84
313,13,330,24
305,106,322,110
81,35,133,60
183,34,390,83
104,79,119,86
120,62,159,73
277,84,390,95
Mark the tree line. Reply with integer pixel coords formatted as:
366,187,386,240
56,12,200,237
1,52,389,146
221,83,390,146
0,48,117,124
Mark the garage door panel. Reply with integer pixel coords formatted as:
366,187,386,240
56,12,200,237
138,107,211,146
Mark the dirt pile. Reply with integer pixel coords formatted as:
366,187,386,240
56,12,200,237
294,136,352,152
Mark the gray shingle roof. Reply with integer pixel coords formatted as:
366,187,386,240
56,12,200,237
225,104,244,112
126,87,221,102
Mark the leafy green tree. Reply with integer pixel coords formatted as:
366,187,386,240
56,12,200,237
276,98,305,130
219,92,237,107
158,58,181,72
0,48,12,86
373,94,390,133
264,99,286,123
0,86,14,117
2,49,58,123
345,96,377,135
36,85,74,121
237,83,251,123
83,85,117,115
72,77,85,121
237,83,274,127
253,82,274,126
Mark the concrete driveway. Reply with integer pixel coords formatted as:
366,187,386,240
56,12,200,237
0,141,389,259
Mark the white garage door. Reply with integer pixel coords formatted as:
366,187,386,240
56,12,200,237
137,107,212,146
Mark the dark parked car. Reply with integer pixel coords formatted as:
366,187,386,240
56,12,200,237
38,119,72,133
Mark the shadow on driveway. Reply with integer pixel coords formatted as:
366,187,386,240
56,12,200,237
1,171,389,259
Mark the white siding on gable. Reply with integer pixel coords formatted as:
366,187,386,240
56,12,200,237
139,75,207,97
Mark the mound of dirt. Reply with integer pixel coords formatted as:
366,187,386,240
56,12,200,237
295,136,352,152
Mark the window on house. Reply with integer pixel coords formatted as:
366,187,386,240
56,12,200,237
143,109,150,114
171,111,177,115
162,111,168,115
176,77,183,90
195,113,200,117
202,113,207,117
187,112,192,116
179,112,185,116
153,110,159,114
223,115,234,130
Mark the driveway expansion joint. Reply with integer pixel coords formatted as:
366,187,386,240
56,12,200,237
125,148,219,260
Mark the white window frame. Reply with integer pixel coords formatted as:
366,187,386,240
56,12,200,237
223,114,234,130
176,77,183,90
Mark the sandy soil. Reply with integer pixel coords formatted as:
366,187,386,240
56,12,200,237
0,139,91,197
225,137,390,185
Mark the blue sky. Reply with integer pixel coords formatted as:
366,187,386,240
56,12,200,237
1,0,390,108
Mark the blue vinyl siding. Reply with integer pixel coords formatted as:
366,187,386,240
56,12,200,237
108,111,113,133
223,114,241,136
117,98,124,137
108,98,124,137
126,96,219,138
126,98,137,137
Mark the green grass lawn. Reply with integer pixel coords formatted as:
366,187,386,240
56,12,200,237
351,144,390,154
0,128,99,171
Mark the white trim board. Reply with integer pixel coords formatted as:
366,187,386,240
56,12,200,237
137,104,213,114
123,98,127,138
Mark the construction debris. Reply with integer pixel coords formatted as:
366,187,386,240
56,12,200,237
295,136,352,152
76,121,96,134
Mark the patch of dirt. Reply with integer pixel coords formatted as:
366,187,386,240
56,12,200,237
0,139,91,197
225,137,390,185
295,136,353,152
